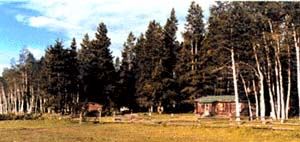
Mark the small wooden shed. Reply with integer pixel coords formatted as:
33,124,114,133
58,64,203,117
194,95,247,117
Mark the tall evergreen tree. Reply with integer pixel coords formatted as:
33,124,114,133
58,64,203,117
135,21,164,110
79,23,116,112
117,32,137,110
45,40,66,113
64,38,80,114
133,33,146,110
161,8,180,111
176,1,205,110
163,8,179,75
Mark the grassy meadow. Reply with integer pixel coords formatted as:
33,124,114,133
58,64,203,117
0,114,300,142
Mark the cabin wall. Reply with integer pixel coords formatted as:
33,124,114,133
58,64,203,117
195,102,248,117
214,102,233,115
195,103,214,115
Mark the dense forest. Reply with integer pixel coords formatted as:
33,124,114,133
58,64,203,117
1,1,300,123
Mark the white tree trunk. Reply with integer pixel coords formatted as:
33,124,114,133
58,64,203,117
13,83,17,113
279,57,285,122
20,91,24,114
2,87,8,114
241,75,253,121
28,87,35,113
263,32,276,120
286,45,291,119
6,92,9,113
21,72,26,114
39,96,43,113
35,95,38,113
2,86,7,114
18,86,23,114
274,52,281,120
252,80,259,120
275,39,285,122
231,48,240,122
253,44,265,123
292,23,300,119
258,72,265,123
14,89,17,114
9,91,13,113
26,94,29,113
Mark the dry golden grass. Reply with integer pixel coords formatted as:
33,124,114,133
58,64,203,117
0,114,300,142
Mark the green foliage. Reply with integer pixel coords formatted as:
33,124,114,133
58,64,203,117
116,32,137,109
44,39,80,114
175,1,205,110
78,23,116,112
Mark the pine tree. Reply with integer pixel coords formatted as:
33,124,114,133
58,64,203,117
163,8,179,75
133,34,147,110
79,23,116,112
174,43,193,111
161,9,180,112
135,21,164,110
176,1,205,110
64,38,79,114
117,32,137,110
45,40,67,113
78,33,91,103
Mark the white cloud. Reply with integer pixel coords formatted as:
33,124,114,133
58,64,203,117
15,14,26,22
14,0,215,58
27,46,44,60
0,64,10,76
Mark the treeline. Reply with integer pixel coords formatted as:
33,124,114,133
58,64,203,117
1,1,300,122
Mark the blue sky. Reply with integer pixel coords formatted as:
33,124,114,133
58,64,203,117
0,0,214,75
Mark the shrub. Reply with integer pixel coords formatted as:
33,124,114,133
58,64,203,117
0,113,42,121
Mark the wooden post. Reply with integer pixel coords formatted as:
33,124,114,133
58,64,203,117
113,111,115,122
79,111,83,124
148,106,153,116
99,111,102,124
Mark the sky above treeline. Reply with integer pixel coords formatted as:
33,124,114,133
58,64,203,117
0,0,215,75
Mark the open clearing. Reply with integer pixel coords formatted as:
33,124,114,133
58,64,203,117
0,114,300,142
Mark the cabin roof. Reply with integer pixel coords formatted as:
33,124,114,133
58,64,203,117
195,95,235,103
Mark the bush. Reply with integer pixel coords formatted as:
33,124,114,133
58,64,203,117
0,113,42,121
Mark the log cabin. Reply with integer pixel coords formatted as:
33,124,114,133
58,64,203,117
194,95,248,117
